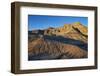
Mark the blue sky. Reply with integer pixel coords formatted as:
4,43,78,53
28,15,88,31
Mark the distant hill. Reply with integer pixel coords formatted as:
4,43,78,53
44,22,87,43
28,22,88,60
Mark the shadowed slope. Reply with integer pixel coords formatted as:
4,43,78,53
28,37,87,60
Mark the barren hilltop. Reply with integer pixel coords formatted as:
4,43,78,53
28,22,88,60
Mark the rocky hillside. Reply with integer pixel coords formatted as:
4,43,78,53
28,22,88,60
44,22,87,43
